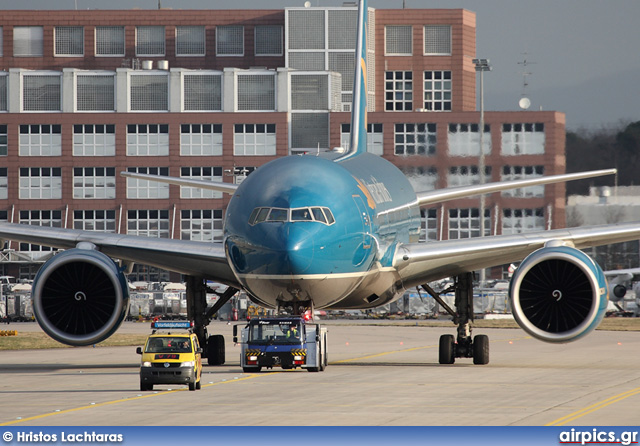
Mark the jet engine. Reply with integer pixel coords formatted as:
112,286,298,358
32,245,129,346
509,243,608,343
609,283,627,302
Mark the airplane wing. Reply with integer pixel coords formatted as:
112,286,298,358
120,171,239,195
0,222,239,286
395,221,640,288
415,169,615,207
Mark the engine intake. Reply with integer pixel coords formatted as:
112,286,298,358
32,248,129,346
509,244,608,343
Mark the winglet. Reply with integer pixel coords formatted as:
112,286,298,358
337,0,368,161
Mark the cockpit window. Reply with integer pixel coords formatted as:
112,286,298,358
249,206,335,226
267,208,288,222
255,207,270,224
323,207,335,224
311,207,326,223
291,208,313,221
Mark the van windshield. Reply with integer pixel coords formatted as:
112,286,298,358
145,337,192,353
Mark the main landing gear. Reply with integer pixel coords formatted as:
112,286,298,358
420,272,489,365
185,276,239,366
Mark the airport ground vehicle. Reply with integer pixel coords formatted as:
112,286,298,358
136,321,203,391
234,316,327,373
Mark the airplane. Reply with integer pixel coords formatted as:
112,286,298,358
2,0,640,366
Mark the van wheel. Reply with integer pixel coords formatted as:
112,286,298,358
188,381,196,391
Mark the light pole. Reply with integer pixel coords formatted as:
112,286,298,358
473,58,491,284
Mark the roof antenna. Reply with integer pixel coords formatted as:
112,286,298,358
517,52,535,109
158,0,162,9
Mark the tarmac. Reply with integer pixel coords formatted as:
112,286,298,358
1,320,639,426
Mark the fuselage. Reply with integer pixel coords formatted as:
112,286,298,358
223,151,420,309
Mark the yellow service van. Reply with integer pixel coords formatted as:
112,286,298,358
136,321,202,391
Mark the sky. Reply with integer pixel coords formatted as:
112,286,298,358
2,0,639,131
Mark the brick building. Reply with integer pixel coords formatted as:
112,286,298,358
0,5,566,281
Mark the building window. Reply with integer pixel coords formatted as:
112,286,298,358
0,168,7,200
77,74,115,111
291,74,331,111
19,167,62,199
73,167,116,199
180,167,223,199
95,26,125,57
328,9,357,50
73,124,115,156
73,210,117,232
19,210,62,252
237,74,276,111
183,74,222,111
448,208,490,239
501,123,545,155
23,74,61,112
255,25,283,56
181,209,224,242
176,26,205,56
340,123,384,155
234,124,276,156
288,9,325,50
19,124,62,156
216,25,244,56
447,165,492,187
290,113,329,151
424,71,451,111
14,26,43,57
126,124,169,156
502,208,544,235
126,167,169,199
127,209,170,238
180,124,222,156
54,26,84,56
136,26,165,56
0,125,7,156
385,71,413,111
424,25,451,55
394,123,436,156
420,208,438,242
0,74,6,111
385,25,412,56
501,165,545,198
400,166,438,192
447,123,491,156
130,73,168,111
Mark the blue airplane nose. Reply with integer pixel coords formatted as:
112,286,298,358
282,224,315,274
227,223,317,276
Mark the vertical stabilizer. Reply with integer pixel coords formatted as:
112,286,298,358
337,0,368,161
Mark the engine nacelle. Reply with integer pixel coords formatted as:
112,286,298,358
509,244,608,343
610,284,627,302
32,247,129,346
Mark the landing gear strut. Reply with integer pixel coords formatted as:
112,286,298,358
421,272,489,365
185,276,239,366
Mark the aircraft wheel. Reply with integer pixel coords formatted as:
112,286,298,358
439,334,455,364
473,334,489,365
207,334,225,366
